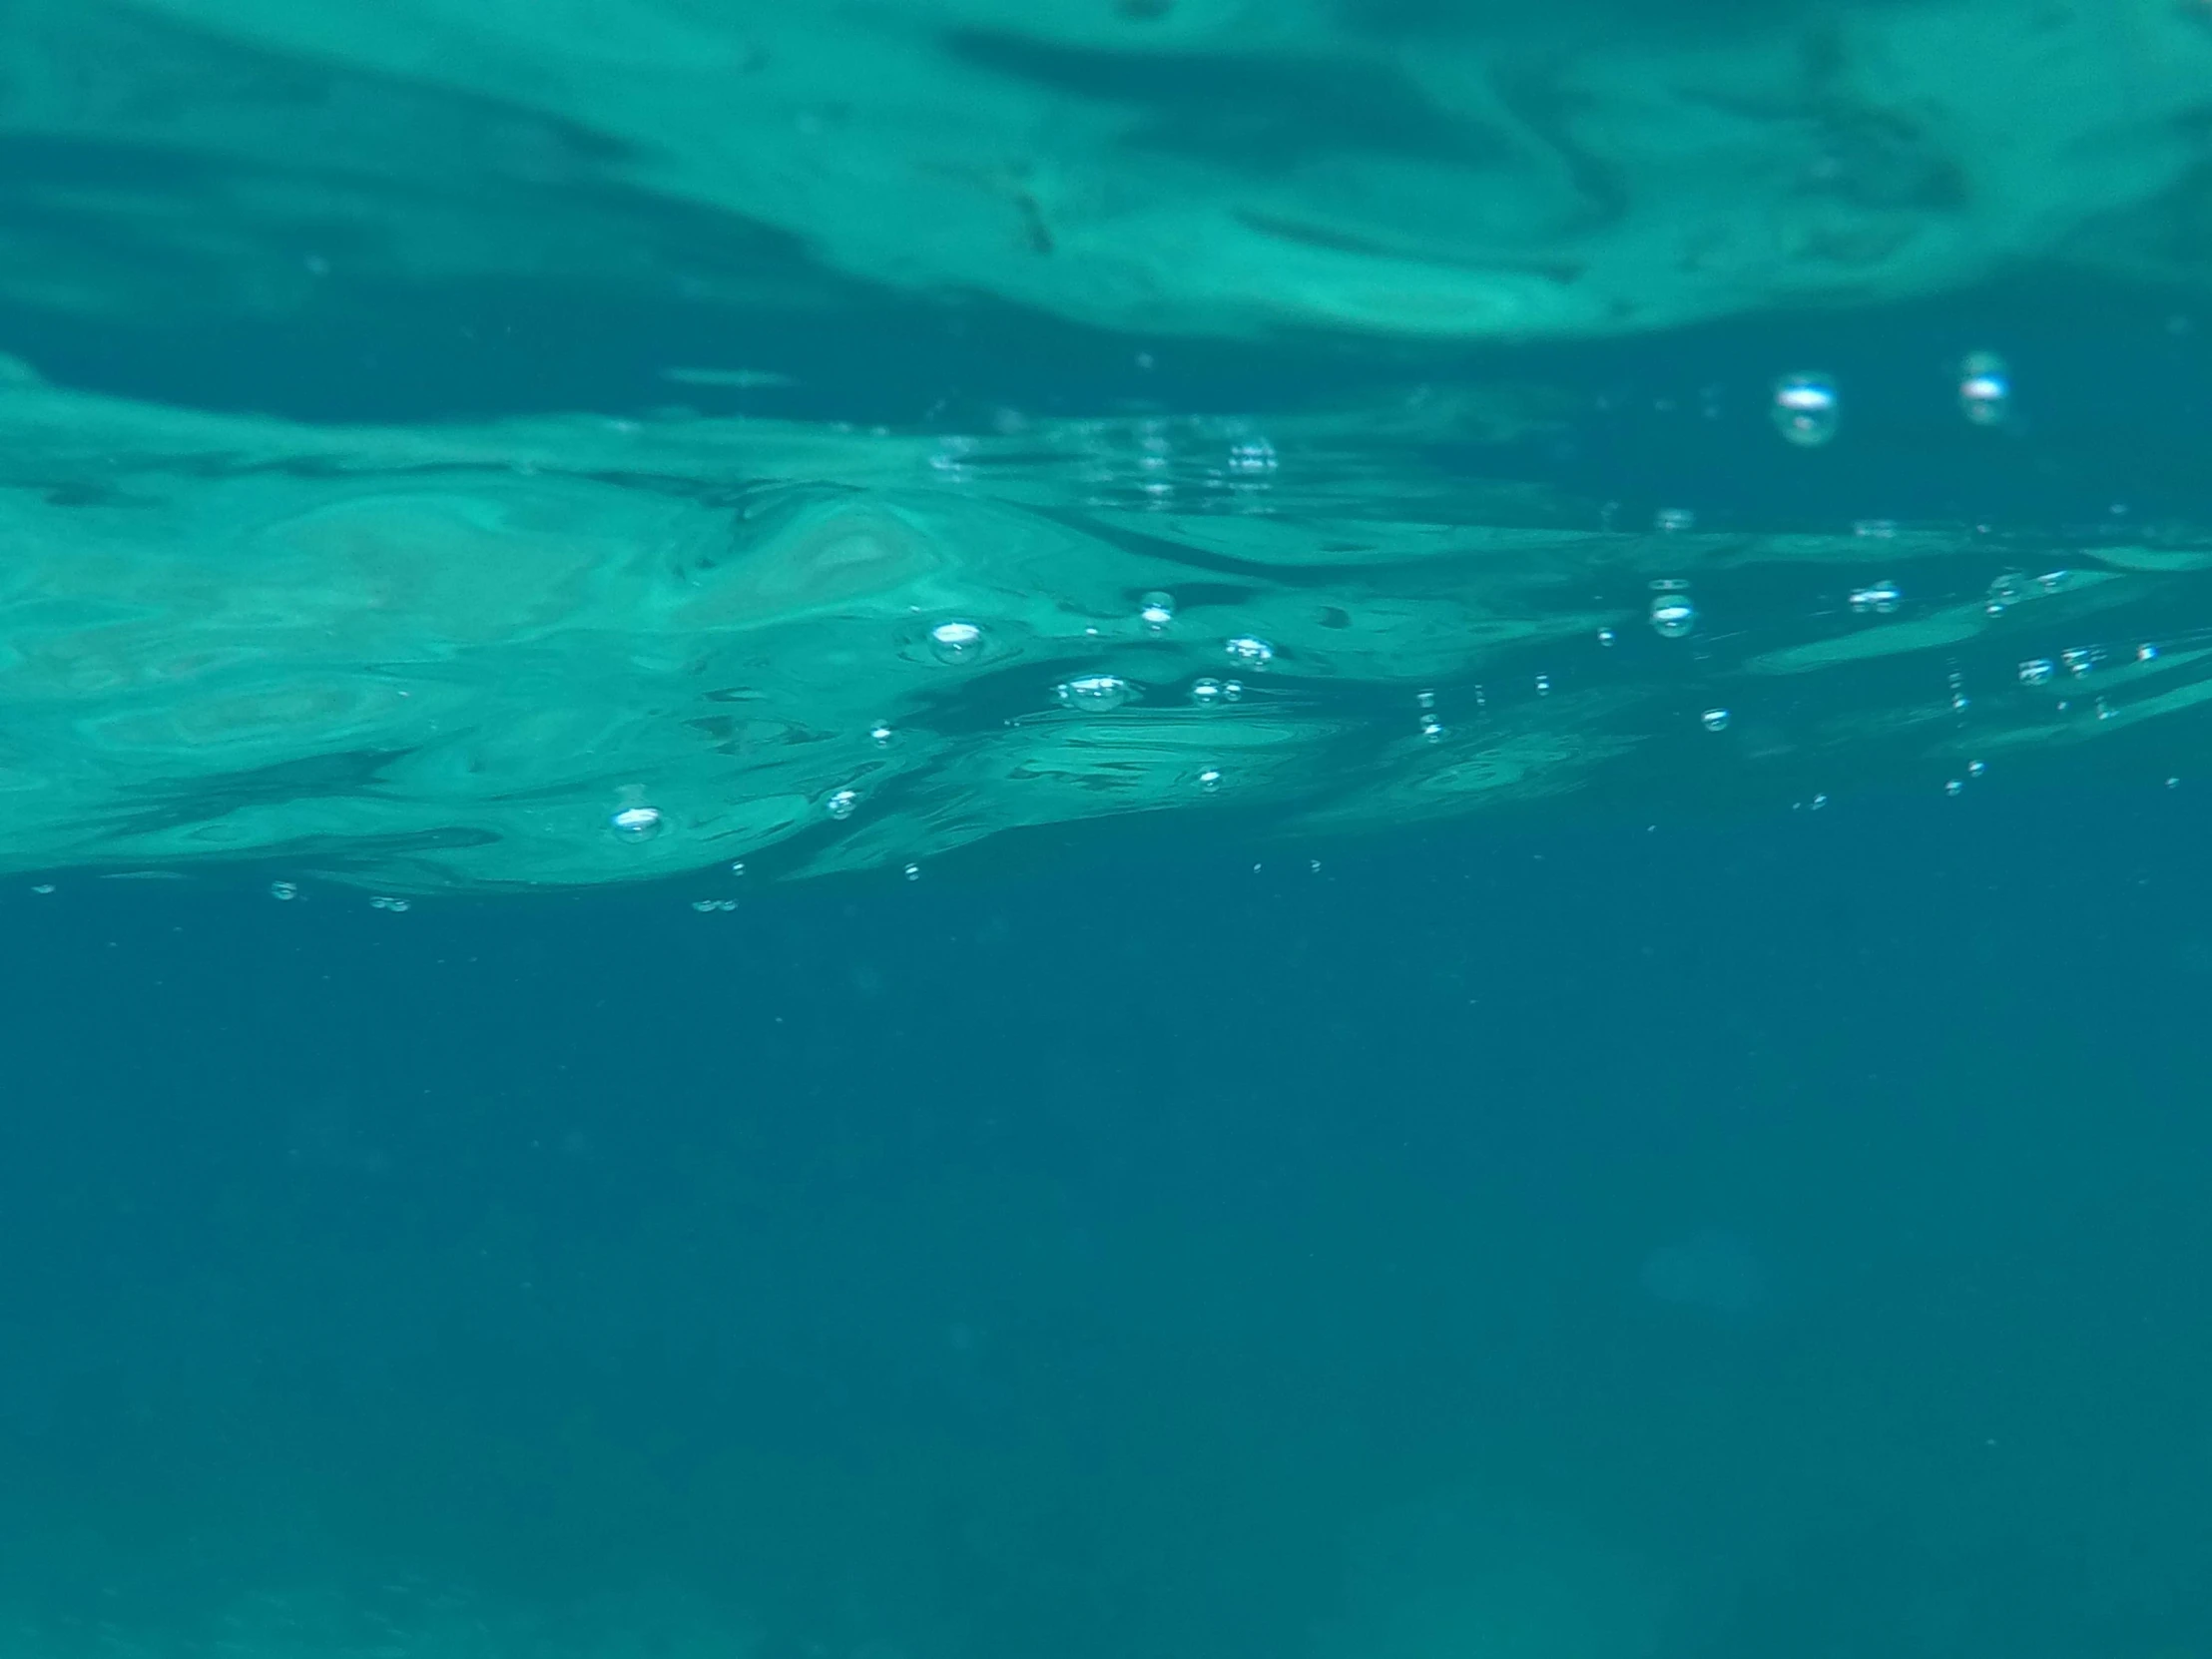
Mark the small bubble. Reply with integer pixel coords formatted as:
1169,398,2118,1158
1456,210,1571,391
903,862,921,880
369,895,411,912
825,788,861,821
2036,569,2071,594
269,881,298,901
2018,658,2056,686
1967,760,1987,778
2061,647,2099,678
1534,673,1552,696
1853,518,1900,540
2137,643,2160,663
1701,708,1731,732
1420,715,1446,743
928,620,985,664
610,805,663,842
1945,779,1965,797
1771,371,1841,447
1650,593,1697,639
29,883,53,894
1197,767,1224,793
1957,351,2011,426
1810,794,1830,810
1309,859,1323,874
729,860,747,876
1139,591,1176,631
1227,439,1278,473
691,898,719,913
1224,635,1275,669
1596,628,1616,646
1653,507,1696,533
869,723,894,747
1190,677,1228,707
1415,688,1437,709
1848,580,1902,615
1055,673,1132,713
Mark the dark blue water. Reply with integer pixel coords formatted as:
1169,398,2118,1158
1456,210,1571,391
6,788,2211,1659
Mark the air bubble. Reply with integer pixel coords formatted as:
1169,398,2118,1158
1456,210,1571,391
928,620,985,664
869,723,895,747
1055,673,1132,713
1650,593,1697,639
825,788,861,821
1771,371,1841,447
1139,591,1176,632
1957,352,2011,426
269,881,298,900
610,805,663,842
1197,767,1224,793
1225,635,1276,669
1701,708,1731,732
1849,580,1902,615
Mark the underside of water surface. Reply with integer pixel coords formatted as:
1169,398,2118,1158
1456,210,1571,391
0,358,2203,893
5,0,2212,893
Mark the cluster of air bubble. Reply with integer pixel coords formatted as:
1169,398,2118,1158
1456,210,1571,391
926,414,1284,515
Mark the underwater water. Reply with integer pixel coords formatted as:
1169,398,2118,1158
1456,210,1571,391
5,2,2212,1656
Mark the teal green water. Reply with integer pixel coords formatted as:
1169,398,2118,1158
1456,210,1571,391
3,5,2212,1659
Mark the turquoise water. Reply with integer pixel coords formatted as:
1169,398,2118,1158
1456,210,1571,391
4,4,2212,1657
